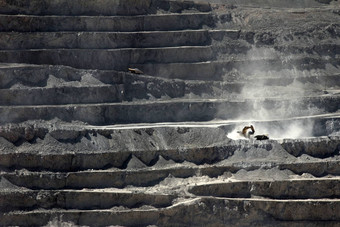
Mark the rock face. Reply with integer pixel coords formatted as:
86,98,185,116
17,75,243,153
0,0,340,226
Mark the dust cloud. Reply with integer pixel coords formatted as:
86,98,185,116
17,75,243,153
225,47,322,140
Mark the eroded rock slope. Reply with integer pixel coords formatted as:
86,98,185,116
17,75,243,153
0,0,340,226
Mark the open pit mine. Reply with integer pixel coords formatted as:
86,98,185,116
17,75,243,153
0,0,340,226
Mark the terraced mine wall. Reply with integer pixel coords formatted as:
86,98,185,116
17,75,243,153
0,0,340,226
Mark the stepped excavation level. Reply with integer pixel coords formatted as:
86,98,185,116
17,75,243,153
0,0,340,226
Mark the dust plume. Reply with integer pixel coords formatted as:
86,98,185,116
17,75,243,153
225,47,323,139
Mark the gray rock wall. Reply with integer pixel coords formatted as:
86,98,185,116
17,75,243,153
0,0,340,226
200,0,338,7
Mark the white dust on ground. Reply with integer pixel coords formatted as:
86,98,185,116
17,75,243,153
226,121,315,140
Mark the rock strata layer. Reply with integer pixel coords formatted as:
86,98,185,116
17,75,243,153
0,0,339,226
